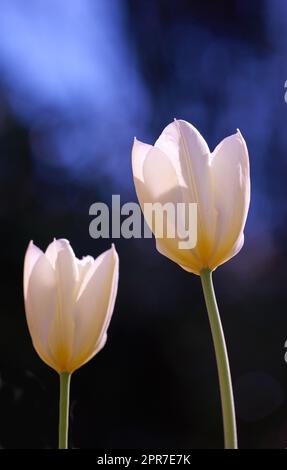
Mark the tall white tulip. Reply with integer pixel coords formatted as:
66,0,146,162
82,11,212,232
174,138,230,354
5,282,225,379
132,119,250,274
132,119,251,449
23,238,119,448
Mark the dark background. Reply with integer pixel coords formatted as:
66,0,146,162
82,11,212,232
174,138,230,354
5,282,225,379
0,0,286,449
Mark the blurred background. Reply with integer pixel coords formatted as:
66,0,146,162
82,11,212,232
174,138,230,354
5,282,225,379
0,0,286,449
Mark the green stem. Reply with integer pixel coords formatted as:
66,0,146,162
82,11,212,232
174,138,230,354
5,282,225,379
58,372,71,449
200,268,237,449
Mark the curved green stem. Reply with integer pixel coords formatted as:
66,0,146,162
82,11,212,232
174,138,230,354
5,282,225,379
58,372,71,449
200,268,237,449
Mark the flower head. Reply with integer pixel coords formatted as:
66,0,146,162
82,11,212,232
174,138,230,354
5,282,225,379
132,119,250,274
24,239,119,373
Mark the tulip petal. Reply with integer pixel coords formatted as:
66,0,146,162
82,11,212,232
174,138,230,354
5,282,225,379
132,138,153,184
132,138,158,213
45,239,73,267
68,245,119,371
77,255,94,285
154,119,211,200
156,238,202,274
73,333,108,372
46,240,79,370
133,138,180,240
133,136,182,208
143,148,180,200
209,130,250,268
133,137,201,273
25,252,58,370
154,120,217,264
23,241,43,299
45,239,79,299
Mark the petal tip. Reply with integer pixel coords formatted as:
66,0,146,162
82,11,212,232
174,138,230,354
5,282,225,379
57,238,70,245
236,128,243,139
110,243,119,259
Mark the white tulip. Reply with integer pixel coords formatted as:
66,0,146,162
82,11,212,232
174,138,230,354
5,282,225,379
132,119,250,274
23,239,119,373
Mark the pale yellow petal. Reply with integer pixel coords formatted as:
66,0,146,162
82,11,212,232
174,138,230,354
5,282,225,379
77,256,94,285
208,130,250,269
154,120,216,264
23,241,43,300
133,136,201,273
47,239,79,371
67,245,119,371
132,137,153,184
154,119,210,191
142,147,201,272
156,238,201,274
25,253,58,371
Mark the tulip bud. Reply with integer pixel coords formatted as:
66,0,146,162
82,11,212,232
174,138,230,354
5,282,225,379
23,239,119,373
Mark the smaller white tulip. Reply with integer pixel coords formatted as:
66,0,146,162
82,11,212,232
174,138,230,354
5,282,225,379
23,239,119,373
